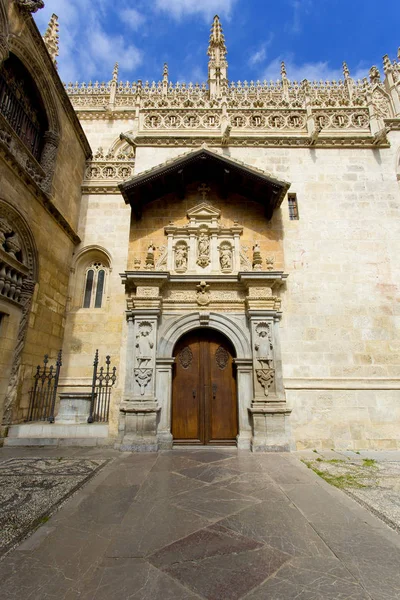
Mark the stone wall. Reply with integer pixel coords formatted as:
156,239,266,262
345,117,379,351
229,139,400,450
60,193,131,436
0,2,89,427
66,124,400,449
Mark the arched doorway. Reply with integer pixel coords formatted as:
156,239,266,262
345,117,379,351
172,328,238,446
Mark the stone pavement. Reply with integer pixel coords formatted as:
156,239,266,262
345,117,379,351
1,447,400,599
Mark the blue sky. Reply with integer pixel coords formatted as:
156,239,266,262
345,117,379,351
34,0,399,85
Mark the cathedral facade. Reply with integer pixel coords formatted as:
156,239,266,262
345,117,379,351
1,1,400,451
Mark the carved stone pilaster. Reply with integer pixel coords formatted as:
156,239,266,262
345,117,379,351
40,130,60,195
0,33,9,66
1,278,35,430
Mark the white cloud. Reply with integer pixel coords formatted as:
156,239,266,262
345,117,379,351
33,0,143,82
153,0,237,21
260,56,368,82
248,34,274,67
119,8,146,31
249,46,266,66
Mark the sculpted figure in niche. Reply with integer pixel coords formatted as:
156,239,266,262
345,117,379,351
136,322,154,367
198,232,209,256
219,244,232,271
254,322,273,368
175,243,188,271
197,230,210,267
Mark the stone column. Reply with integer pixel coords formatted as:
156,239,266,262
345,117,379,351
240,272,291,452
234,358,253,450
119,272,168,451
156,357,174,449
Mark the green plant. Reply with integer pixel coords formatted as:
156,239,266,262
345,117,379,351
362,458,377,467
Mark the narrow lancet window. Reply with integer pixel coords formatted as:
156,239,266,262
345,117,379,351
288,193,299,220
82,263,107,308
95,269,105,308
83,269,94,308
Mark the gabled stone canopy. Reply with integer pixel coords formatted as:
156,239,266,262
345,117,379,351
119,148,291,220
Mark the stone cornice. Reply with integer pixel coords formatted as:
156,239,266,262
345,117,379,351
81,132,389,149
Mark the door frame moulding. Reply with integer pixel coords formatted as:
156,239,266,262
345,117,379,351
156,311,253,450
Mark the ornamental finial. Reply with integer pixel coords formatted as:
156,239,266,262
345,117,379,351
43,13,59,66
112,62,119,82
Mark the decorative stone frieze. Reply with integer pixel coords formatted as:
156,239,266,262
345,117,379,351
81,143,135,193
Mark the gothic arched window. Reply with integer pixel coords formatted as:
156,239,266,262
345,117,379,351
83,262,107,308
0,53,48,162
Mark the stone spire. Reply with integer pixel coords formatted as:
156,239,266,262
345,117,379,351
162,63,168,96
112,62,119,82
207,15,228,98
43,13,59,66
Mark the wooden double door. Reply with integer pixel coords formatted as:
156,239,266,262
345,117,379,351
172,329,238,445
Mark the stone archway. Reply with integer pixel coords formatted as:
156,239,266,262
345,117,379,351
0,199,38,431
155,312,253,450
172,328,238,446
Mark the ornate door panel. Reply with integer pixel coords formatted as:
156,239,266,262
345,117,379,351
172,330,238,445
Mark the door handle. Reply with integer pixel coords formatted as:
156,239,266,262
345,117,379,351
192,389,196,398
212,383,217,399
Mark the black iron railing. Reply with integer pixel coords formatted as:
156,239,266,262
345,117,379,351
26,349,116,424
88,350,117,423
26,350,62,422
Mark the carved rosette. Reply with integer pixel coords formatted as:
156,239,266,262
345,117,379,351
215,346,229,370
179,347,193,369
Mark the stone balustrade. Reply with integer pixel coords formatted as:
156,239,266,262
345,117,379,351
0,248,29,305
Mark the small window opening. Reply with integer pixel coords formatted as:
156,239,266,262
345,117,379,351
82,263,107,308
288,193,299,220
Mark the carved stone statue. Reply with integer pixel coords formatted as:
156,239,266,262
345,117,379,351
175,243,188,271
219,245,232,271
197,230,210,267
254,322,273,368
135,322,154,367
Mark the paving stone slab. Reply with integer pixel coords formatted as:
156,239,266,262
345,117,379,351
134,470,207,504
171,482,260,521
162,545,291,600
220,500,335,558
109,500,210,557
149,523,264,568
177,462,240,484
71,557,201,600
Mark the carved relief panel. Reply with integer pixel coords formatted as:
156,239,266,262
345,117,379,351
134,320,156,397
251,320,276,398
165,202,243,274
